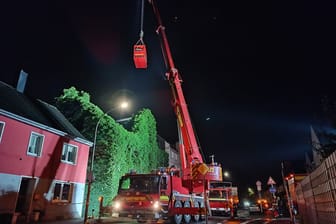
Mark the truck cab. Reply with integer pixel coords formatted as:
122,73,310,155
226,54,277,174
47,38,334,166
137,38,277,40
111,171,170,221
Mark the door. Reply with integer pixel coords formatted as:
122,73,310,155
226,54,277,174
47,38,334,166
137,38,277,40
15,177,36,214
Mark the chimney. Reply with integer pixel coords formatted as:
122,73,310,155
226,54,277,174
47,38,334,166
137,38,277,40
16,70,28,93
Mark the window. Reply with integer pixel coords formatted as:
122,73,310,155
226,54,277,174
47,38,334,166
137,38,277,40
61,143,78,164
53,182,72,202
27,132,44,156
119,176,160,193
160,176,168,190
0,121,4,143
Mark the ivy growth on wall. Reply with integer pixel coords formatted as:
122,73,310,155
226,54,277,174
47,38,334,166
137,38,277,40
55,87,169,215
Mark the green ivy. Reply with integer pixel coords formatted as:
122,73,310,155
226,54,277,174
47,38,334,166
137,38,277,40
55,87,169,216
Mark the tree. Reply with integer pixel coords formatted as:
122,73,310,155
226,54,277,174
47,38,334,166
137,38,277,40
55,87,169,215
317,96,336,158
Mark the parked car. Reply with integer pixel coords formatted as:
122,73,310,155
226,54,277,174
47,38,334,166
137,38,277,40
248,204,261,214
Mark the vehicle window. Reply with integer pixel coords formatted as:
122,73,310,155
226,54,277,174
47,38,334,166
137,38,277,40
209,191,221,198
160,176,168,190
120,177,131,190
119,176,160,193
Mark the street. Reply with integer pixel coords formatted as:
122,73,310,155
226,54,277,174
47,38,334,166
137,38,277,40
38,215,295,224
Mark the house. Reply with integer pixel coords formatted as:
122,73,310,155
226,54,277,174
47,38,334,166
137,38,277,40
157,135,180,169
0,79,92,222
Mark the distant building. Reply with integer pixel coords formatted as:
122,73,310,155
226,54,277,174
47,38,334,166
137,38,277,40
157,135,180,169
0,78,92,222
310,126,324,168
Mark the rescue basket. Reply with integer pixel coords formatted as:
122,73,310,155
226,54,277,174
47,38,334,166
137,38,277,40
133,43,147,69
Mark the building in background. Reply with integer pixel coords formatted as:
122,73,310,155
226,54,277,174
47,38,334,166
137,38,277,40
310,126,324,169
157,135,180,169
0,78,92,222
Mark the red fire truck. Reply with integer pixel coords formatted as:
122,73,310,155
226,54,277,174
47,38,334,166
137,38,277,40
208,181,239,217
110,1,223,223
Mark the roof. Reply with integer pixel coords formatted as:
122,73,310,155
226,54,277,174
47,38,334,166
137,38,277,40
0,81,92,146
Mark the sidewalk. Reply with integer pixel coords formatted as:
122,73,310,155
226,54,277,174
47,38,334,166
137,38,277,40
17,218,85,224
37,219,84,224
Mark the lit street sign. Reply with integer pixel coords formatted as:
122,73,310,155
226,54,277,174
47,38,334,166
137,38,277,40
267,176,276,185
269,186,276,193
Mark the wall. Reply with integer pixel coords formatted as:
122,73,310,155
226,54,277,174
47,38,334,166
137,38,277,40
0,116,89,183
295,151,336,224
0,114,90,221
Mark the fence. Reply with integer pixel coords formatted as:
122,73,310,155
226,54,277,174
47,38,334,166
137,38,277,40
295,151,336,224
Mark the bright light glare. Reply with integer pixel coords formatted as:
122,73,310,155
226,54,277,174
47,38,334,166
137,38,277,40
243,201,250,207
113,201,121,210
153,201,160,210
120,101,129,109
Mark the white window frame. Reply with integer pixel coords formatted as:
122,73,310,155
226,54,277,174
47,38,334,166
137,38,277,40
0,121,4,143
61,143,78,165
52,182,73,203
27,132,44,157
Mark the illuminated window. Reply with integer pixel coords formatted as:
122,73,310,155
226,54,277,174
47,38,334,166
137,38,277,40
0,121,4,143
27,132,44,156
53,182,72,202
61,143,78,164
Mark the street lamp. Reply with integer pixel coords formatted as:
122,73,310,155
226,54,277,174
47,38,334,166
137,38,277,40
84,101,129,224
90,101,129,171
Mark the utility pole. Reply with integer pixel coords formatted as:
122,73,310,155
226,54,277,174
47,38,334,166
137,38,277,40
256,180,263,213
281,162,295,223
83,172,93,224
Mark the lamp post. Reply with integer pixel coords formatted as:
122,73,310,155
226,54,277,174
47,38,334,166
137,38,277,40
256,180,263,213
83,101,129,224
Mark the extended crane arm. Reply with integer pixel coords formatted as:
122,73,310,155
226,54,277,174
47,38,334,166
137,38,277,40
149,0,204,171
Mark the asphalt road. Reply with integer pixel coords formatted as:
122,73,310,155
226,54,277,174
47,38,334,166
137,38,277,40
83,216,299,224
37,215,295,224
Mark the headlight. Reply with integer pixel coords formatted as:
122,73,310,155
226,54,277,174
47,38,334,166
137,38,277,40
113,201,121,210
153,201,160,210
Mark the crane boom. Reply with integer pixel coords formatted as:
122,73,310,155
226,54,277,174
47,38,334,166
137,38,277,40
149,0,203,170
149,0,222,189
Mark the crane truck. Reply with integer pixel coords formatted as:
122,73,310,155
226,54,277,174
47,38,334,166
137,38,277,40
110,1,223,223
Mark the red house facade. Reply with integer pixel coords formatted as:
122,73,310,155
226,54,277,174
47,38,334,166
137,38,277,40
0,81,92,222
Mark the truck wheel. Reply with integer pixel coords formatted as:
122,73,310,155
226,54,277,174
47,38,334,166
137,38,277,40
173,200,183,224
183,201,191,223
193,201,200,222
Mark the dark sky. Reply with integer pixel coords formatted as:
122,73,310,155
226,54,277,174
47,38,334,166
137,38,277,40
1,1,335,195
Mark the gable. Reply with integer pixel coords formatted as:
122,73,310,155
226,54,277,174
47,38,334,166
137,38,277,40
0,81,91,146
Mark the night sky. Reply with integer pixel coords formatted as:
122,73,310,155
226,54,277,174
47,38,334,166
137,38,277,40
1,1,335,195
